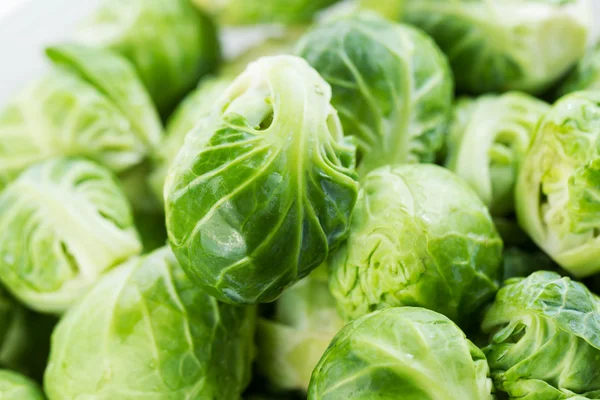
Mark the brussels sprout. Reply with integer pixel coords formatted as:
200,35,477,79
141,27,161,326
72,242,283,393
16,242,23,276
165,55,359,304
309,307,494,400
0,158,142,313
193,0,339,25
482,271,600,398
404,0,591,94
557,42,600,98
329,164,503,323
256,266,344,392
297,13,453,175
446,93,550,215
515,90,600,278
0,370,44,400
0,44,162,191
78,0,220,115
44,247,256,400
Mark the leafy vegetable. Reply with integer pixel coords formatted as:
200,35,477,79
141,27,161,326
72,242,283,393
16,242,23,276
165,55,359,304
0,158,141,313
516,90,600,278
404,0,591,94
309,307,494,400
0,370,44,400
78,0,220,115
329,164,503,323
256,266,344,392
193,0,340,25
482,271,600,398
0,45,162,191
297,13,453,175
557,42,600,98
44,247,256,399
446,92,549,215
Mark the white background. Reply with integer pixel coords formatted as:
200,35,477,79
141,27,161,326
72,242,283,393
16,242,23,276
1,0,600,107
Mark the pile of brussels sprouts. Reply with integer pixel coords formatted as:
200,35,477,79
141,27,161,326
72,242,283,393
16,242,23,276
1,0,600,399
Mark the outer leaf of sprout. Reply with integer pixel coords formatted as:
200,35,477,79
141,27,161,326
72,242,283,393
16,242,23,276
44,247,256,400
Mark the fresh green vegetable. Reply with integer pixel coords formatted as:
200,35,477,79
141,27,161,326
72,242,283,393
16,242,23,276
0,158,141,314
165,55,359,304
404,0,591,94
297,13,453,175
329,164,503,323
0,370,44,400
256,266,344,392
44,247,256,400
516,90,600,278
446,92,549,215
482,271,600,398
309,307,494,400
78,0,220,115
557,42,600,98
193,0,340,25
0,45,162,191
2,0,600,396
